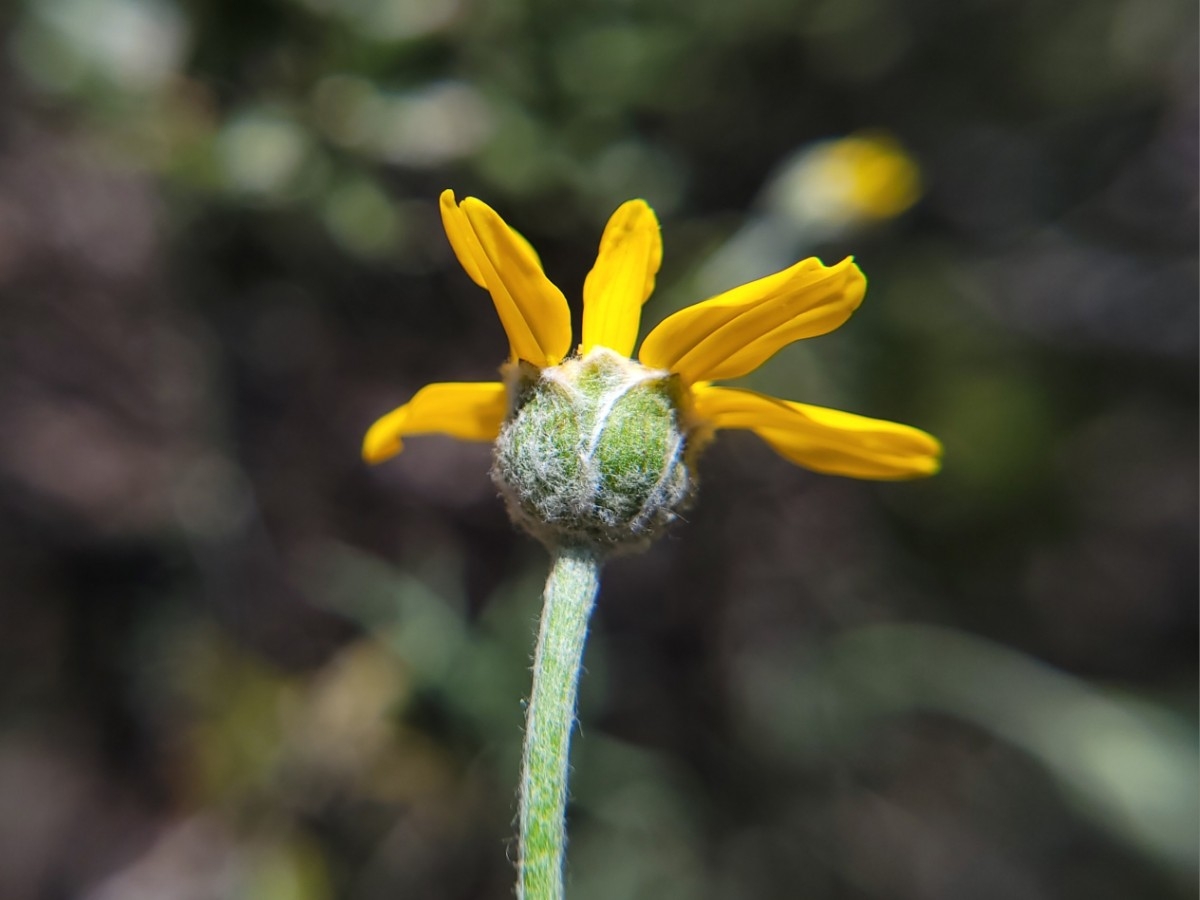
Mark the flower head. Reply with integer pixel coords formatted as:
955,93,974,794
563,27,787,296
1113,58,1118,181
364,190,941,548
770,133,922,230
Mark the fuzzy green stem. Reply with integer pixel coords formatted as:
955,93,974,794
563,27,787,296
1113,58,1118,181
519,544,602,900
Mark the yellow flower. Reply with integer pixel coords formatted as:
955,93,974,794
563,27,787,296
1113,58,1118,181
363,190,941,481
772,133,922,228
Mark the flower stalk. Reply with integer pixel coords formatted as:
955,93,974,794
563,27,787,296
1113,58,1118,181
519,544,602,900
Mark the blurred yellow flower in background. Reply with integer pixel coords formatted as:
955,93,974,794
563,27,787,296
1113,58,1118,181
787,132,922,224
697,133,922,295
363,189,941,481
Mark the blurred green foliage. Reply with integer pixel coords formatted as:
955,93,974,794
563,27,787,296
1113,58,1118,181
0,0,1195,897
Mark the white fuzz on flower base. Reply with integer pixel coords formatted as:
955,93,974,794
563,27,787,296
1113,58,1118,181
492,347,697,553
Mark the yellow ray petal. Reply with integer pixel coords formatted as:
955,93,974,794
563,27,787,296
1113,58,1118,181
639,256,866,384
581,199,662,357
438,191,572,368
362,381,508,464
440,190,546,288
691,385,941,480
440,189,488,288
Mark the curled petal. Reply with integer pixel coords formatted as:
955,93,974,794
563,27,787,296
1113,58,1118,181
439,190,572,368
639,256,865,383
691,385,941,480
581,200,662,357
362,381,508,464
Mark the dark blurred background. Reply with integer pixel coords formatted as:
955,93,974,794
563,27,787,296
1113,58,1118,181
0,0,1195,898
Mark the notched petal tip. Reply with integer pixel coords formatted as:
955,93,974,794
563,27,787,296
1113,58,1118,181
582,198,663,357
455,197,572,368
640,255,867,384
691,385,942,481
441,191,544,283
439,190,488,288
757,422,943,480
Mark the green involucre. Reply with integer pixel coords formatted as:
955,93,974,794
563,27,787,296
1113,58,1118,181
492,348,694,552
